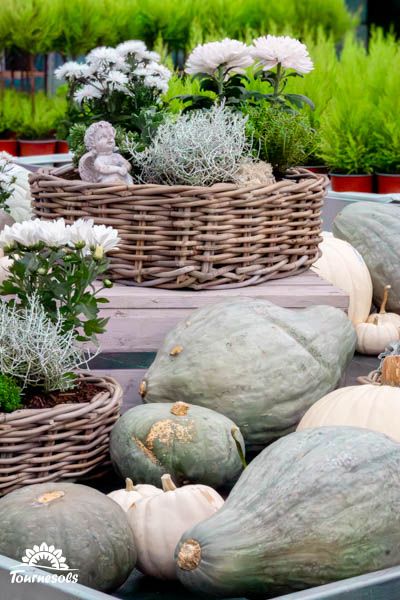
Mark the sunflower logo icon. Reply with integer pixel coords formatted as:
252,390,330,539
21,543,69,571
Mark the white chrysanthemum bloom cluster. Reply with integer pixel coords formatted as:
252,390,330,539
0,294,90,392
186,39,253,76
0,218,120,253
251,35,314,74
0,156,33,223
185,35,313,77
55,40,172,105
128,104,251,186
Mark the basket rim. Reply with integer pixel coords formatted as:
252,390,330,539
30,163,328,195
0,371,122,424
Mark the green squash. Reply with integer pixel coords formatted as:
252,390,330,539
333,202,400,312
0,482,136,592
110,401,245,489
141,299,356,449
176,427,400,597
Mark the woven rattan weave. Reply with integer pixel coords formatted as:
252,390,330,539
0,373,122,496
31,165,327,289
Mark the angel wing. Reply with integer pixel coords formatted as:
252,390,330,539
78,151,99,183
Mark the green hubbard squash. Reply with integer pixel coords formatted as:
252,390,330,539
176,427,400,597
0,482,136,592
110,401,245,489
333,202,400,313
140,299,356,449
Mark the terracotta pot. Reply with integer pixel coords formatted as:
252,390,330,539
330,173,373,193
302,165,329,174
377,173,400,194
0,139,18,156
56,140,69,153
18,139,56,157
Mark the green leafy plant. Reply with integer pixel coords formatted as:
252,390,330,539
0,219,119,343
13,91,67,140
0,374,23,413
245,104,316,176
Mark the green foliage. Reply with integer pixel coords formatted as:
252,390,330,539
0,0,357,55
0,90,67,139
0,375,22,413
245,104,317,176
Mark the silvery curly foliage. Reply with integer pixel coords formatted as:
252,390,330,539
0,296,92,392
128,105,251,186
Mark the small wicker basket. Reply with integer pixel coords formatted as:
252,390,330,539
0,373,122,496
31,165,327,290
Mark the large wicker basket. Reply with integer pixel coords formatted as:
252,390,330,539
31,165,327,290
0,373,122,496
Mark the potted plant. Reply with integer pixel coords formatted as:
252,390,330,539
0,217,122,494
372,85,400,194
0,90,21,156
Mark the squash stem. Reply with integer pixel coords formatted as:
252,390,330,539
231,427,247,469
380,285,391,314
126,478,135,492
161,474,177,492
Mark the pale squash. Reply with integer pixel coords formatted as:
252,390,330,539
141,299,356,449
355,316,399,355
128,474,223,580
367,285,400,328
176,427,400,597
311,232,372,325
110,401,245,488
297,385,400,441
108,478,162,512
0,482,136,591
333,202,400,313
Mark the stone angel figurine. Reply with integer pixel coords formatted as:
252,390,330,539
78,121,133,185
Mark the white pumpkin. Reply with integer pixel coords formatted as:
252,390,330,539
108,478,161,512
367,285,400,328
297,384,400,443
127,474,224,580
311,232,373,325
356,316,400,355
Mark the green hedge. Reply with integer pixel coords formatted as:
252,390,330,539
0,0,357,56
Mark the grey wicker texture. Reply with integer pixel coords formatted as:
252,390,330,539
358,370,382,385
0,373,122,496
31,165,327,289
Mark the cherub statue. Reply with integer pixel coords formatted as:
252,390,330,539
78,121,133,185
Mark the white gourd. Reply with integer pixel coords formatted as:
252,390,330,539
356,316,400,355
367,285,400,328
311,232,373,325
127,474,224,580
108,478,161,512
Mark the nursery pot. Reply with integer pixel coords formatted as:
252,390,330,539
0,139,18,156
18,139,57,157
377,173,400,194
330,173,373,193
56,139,69,153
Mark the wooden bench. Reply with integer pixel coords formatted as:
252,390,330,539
92,271,349,411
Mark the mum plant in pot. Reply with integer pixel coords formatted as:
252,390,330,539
31,36,327,289
0,218,122,495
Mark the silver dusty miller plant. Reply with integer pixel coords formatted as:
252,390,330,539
128,104,252,186
0,295,92,392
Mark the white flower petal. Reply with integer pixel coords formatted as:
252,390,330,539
185,39,253,76
251,35,314,74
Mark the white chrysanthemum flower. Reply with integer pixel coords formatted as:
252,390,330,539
146,61,172,81
0,220,39,248
91,224,120,252
86,46,126,69
107,70,129,91
144,75,169,93
186,39,253,76
116,40,147,57
55,61,92,81
251,35,314,74
69,218,95,248
74,84,103,105
37,219,70,247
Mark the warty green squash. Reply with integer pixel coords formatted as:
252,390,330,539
140,299,356,449
0,482,136,592
176,427,400,597
333,202,400,313
110,401,245,489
